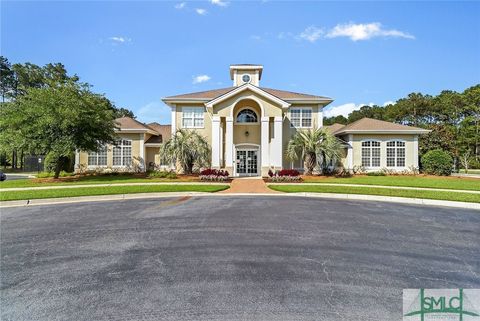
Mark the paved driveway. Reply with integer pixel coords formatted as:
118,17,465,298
1,196,479,321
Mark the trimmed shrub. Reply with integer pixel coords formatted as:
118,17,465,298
147,170,177,179
367,171,386,176
37,171,74,178
421,149,453,176
199,169,229,181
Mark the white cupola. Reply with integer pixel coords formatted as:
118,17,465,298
230,64,263,87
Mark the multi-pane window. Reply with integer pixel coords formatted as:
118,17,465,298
113,139,132,166
290,108,312,128
361,141,381,167
88,145,107,166
387,141,406,167
182,107,204,128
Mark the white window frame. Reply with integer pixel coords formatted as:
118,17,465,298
290,107,312,128
87,145,107,167
182,107,204,129
361,140,381,168
113,139,132,167
386,140,406,168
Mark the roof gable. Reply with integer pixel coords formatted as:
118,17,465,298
332,118,430,135
205,84,290,108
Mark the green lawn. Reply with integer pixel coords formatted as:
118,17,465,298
0,184,229,201
302,175,480,191
269,184,480,203
0,175,191,189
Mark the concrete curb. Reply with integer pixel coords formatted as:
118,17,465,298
1,192,479,210
266,182,480,194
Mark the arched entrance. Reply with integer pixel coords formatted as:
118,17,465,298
232,99,262,176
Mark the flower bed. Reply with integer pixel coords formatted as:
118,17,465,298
268,169,302,182
199,169,230,181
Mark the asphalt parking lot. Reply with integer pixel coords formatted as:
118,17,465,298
1,196,479,321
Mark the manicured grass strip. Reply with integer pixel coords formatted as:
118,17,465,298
302,175,480,191
269,184,480,203
0,185,229,201
0,176,186,188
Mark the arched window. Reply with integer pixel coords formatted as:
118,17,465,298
387,140,406,167
361,140,381,167
236,109,258,123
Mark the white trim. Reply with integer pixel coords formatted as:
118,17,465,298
385,139,406,168
413,135,419,168
271,116,283,168
181,106,205,129
205,83,290,109
360,140,382,168
289,106,313,129
211,116,221,168
229,95,265,118
171,105,176,134
234,108,260,125
139,133,145,171
317,105,323,128
335,129,430,135
261,116,269,167
74,150,80,170
347,134,353,170
234,143,261,177
225,117,234,167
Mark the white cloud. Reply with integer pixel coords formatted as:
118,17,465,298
174,2,186,9
298,26,324,43
324,102,374,118
192,74,211,84
250,35,262,41
136,101,171,124
211,0,228,7
195,8,207,15
109,36,131,44
326,22,415,41
383,101,394,106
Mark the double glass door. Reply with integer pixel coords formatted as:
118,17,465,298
236,149,258,176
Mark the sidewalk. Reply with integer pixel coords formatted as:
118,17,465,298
220,178,279,194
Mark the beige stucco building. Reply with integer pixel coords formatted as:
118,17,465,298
76,64,429,176
162,64,429,176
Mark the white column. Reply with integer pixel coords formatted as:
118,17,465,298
261,116,270,167
347,134,353,171
225,117,234,168
271,116,283,168
413,135,419,168
170,105,176,134
211,116,221,168
317,105,323,128
139,133,145,171
74,150,80,171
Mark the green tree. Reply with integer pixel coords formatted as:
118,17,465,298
113,107,136,119
0,56,17,102
159,129,211,174
323,115,348,126
286,127,343,175
0,82,118,178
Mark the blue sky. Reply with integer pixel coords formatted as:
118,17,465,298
2,1,479,124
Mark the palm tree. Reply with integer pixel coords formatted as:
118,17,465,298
286,127,343,175
160,129,211,174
